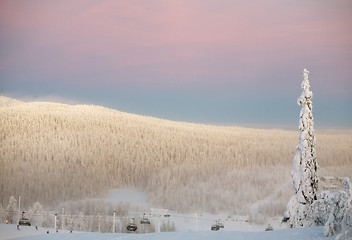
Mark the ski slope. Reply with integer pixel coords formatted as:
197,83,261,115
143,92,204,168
0,224,335,240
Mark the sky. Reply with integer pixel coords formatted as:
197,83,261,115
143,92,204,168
0,0,351,129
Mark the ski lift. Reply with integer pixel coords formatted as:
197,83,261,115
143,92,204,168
19,218,31,226
127,223,137,231
265,224,273,231
127,218,137,232
216,219,224,228
19,212,31,226
211,224,220,231
140,213,150,224
217,222,224,228
211,219,223,231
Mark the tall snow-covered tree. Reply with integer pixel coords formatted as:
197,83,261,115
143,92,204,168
292,68,319,204
285,69,319,227
285,70,351,237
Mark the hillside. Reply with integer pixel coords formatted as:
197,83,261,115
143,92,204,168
1,96,351,217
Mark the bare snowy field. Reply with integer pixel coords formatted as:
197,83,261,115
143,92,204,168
93,188,285,232
0,224,334,240
107,189,150,209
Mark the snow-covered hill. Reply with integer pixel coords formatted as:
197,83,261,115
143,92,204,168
1,96,352,227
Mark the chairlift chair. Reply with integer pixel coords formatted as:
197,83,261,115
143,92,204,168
19,212,31,226
211,224,220,231
19,218,31,226
265,224,273,231
164,210,170,217
215,219,224,228
127,223,137,231
140,218,150,224
127,218,137,232
140,213,151,224
211,219,224,231
217,222,224,228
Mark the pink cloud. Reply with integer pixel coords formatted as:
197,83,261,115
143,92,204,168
1,0,351,88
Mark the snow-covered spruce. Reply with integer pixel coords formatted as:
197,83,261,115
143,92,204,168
309,177,352,238
285,69,319,228
285,69,351,238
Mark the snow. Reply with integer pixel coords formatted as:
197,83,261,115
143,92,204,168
107,189,150,209
104,189,285,232
0,224,335,240
1,187,338,239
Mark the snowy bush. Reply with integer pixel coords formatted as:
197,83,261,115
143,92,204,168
284,195,312,227
309,179,351,237
319,177,351,238
309,191,331,226
294,177,351,238
287,174,352,238
340,200,352,239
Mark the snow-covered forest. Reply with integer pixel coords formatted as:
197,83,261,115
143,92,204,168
1,96,351,222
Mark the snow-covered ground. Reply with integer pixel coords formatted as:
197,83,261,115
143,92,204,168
0,189,338,239
103,189,272,232
107,189,150,209
104,188,283,232
0,223,334,240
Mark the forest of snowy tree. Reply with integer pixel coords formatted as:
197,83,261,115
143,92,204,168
1,96,351,219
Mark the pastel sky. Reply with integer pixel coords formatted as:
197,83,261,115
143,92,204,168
1,0,351,129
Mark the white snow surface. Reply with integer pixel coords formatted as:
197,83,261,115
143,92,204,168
0,224,334,240
107,188,150,209
0,188,339,239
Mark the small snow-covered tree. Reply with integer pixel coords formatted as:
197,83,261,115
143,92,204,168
5,196,18,224
286,69,319,227
28,201,44,227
